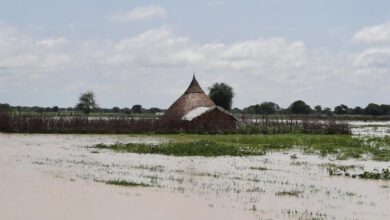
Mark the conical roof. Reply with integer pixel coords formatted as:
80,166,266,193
185,75,204,93
162,75,216,120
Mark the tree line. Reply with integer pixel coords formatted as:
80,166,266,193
0,85,389,116
206,83,390,116
233,101,390,116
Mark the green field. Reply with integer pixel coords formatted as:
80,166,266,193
94,134,390,161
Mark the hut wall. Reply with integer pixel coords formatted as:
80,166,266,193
190,109,237,132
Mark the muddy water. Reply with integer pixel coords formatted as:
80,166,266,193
1,133,390,219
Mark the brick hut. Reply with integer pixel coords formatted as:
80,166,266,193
161,75,237,132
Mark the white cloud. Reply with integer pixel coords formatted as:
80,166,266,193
36,38,69,48
105,27,306,78
96,28,390,107
106,27,202,66
110,5,166,22
353,22,390,44
0,25,71,72
1,24,390,108
353,47,390,69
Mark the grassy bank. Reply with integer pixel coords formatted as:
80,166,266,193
93,134,390,161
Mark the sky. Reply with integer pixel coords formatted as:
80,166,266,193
0,0,389,109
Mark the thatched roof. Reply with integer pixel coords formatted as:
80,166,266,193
162,75,216,120
182,106,237,121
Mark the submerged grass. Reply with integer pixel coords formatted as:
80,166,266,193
94,134,390,160
105,179,151,187
275,190,303,197
249,166,268,171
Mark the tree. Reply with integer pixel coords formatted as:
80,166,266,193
131,104,143,114
257,102,279,114
76,91,98,115
242,105,259,114
314,105,322,113
52,106,59,112
323,107,332,115
289,100,312,114
0,103,11,112
148,107,162,114
231,108,242,114
364,103,382,116
122,108,131,114
380,104,390,115
334,104,349,115
351,106,363,115
112,107,120,113
208,83,234,110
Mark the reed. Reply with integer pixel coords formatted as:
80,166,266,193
0,112,350,134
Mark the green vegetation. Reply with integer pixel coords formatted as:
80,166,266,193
105,179,151,187
243,102,280,115
76,91,99,115
93,134,390,160
325,163,390,180
326,164,359,177
358,169,390,180
249,166,268,171
289,100,312,114
208,82,234,110
275,190,303,197
94,140,265,157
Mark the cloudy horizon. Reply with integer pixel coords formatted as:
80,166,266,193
0,0,389,109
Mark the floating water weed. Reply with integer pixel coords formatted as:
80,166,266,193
249,166,268,171
105,179,151,187
94,140,265,157
275,190,303,197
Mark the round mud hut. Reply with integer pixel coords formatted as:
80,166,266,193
161,75,237,132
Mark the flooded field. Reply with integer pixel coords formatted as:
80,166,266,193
350,121,390,137
0,121,389,220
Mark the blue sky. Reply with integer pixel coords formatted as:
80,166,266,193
0,0,389,108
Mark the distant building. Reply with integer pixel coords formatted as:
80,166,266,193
161,75,237,132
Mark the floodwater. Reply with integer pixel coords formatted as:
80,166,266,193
0,121,389,220
350,121,390,137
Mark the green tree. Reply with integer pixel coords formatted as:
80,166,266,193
0,103,11,112
314,105,322,113
208,83,234,110
122,108,131,114
323,107,332,115
380,104,390,115
257,102,279,114
112,107,120,113
148,107,162,114
364,103,382,115
76,91,98,115
289,100,312,114
352,106,363,115
334,104,349,115
231,107,242,114
131,104,143,114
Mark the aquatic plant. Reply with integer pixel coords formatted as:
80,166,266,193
105,179,151,187
94,140,265,157
249,166,268,171
275,190,303,197
358,169,390,180
93,134,390,160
